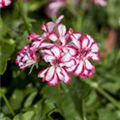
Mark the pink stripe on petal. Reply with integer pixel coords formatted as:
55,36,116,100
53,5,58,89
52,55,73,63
86,35,94,49
38,68,49,78
61,68,71,84
74,60,84,76
59,36,66,46
48,73,59,86
51,46,61,58
56,67,64,80
86,53,100,61
66,46,78,56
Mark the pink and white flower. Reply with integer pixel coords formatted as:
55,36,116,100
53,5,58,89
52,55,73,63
16,15,100,86
0,0,11,8
69,33,100,78
38,46,72,85
15,45,37,70
93,0,107,6
41,15,64,34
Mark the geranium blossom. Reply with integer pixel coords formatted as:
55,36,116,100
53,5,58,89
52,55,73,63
38,46,72,85
68,31,99,78
16,15,100,86
15,45,37,71
45,0,66,17
93,0,107,6
0,0,11,8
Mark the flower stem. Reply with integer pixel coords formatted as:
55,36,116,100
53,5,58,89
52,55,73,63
80,100,87,120
0,91,15,116
57,84,61,108
0,17,3,40
17,0,31,33
83,80,120,109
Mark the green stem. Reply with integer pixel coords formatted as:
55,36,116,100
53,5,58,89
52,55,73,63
17,0,31,33
0,17,3,40
83,80,120,109
57,84,61,108
80,100,87,120
1,91,15,116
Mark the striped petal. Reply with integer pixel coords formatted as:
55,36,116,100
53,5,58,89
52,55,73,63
48,73,59,86
45,66,55,81
48,32,58,42
74,60,84,76
58,24,66,36
61,68,71,83
90,43,99,52
51,46,61,58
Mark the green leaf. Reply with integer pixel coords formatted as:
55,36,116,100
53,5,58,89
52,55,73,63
13,111,35,120
0,117,11,120
0,39,15,75
24,92,37,108
67,76,91,119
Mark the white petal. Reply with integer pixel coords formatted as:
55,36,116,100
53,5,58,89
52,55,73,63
38,68,49,78
91,43,99,52
46,22,55,32
59,36,66,46
58,24,66,36
45,66,55,81
72,33,82,40
48,73,59,86
55,15,64,25
66,46,77,56
74,60,84,76
48,33,58,42
82,38,89,49
51,46,61,58
61,68,71,83
56,67,64,80
85,60,95,70
66,65,76,72
61,53,71,62
86,35,94,49
64,59,76,68
40,42,53,48
86,52,100,61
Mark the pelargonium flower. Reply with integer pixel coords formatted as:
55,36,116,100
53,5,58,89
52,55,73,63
15,45,37,70
38,46,73,85
16,15,100,86
45,0,66,17
0,0,11,8
68,29,99,78
93,0,107,6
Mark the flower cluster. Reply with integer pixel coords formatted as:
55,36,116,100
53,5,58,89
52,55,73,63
0,0,11,8
16,15,100,86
